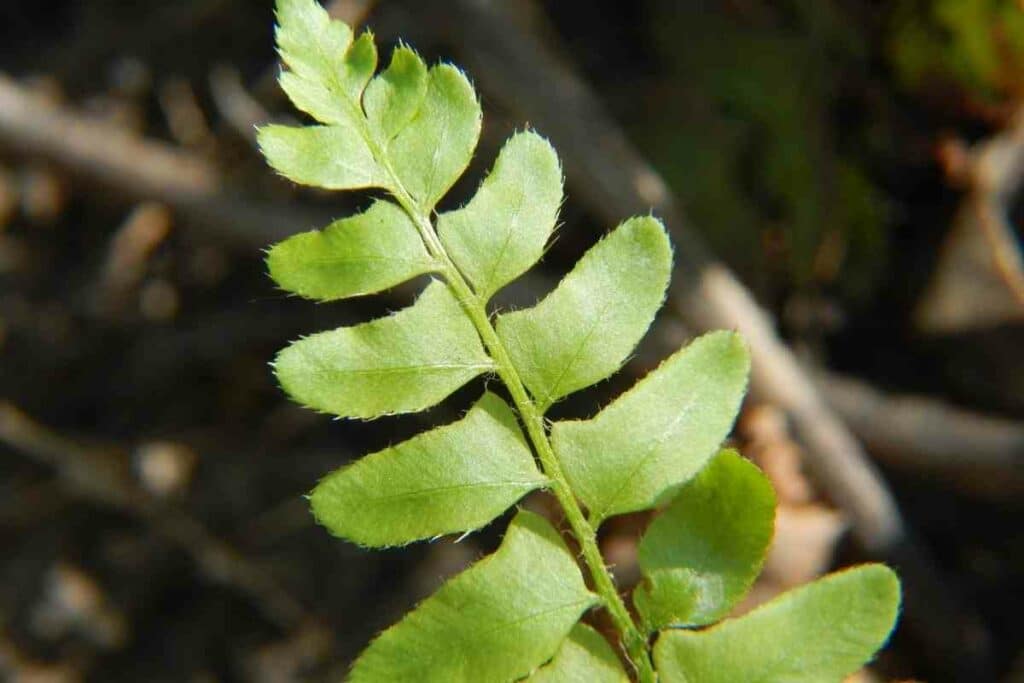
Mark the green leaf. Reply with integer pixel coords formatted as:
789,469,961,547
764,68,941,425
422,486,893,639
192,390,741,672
258,122,387,190
310,392,547,547
388,64,482,211
365,45,429,142
438,131,562,300
274,280,493,418
634,450,775,631
524,624,628,683
350,510,598,682
275,0,375,125
343,31,378,99
653,564,901,683
267,199,434,301
550,331,750,522
496,216,672,410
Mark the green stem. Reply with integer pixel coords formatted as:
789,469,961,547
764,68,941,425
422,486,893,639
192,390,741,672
387,183,655,682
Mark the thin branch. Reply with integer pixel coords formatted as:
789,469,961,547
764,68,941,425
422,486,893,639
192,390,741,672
0,72,327,248
209,64,274,142
817,370,1024,496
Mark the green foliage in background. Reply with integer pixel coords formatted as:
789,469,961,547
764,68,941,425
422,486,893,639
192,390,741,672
889,0,1024,104
260,1,901,679
635,0,890,299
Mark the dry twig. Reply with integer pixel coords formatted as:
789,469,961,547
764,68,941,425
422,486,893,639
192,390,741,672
0,73,326,248
818,371,1024,496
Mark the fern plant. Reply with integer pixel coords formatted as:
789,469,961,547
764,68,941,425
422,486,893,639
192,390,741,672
258,2,902,680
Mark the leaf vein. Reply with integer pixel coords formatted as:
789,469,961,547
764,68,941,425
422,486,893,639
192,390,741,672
358,480,544,503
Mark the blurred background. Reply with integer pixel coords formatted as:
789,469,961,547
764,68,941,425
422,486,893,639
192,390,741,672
1,0,1023,681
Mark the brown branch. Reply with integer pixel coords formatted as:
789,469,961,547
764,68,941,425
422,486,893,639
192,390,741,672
818,371,1024,497
209,64,274,142
0,72,327,248
976,200,1024,308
